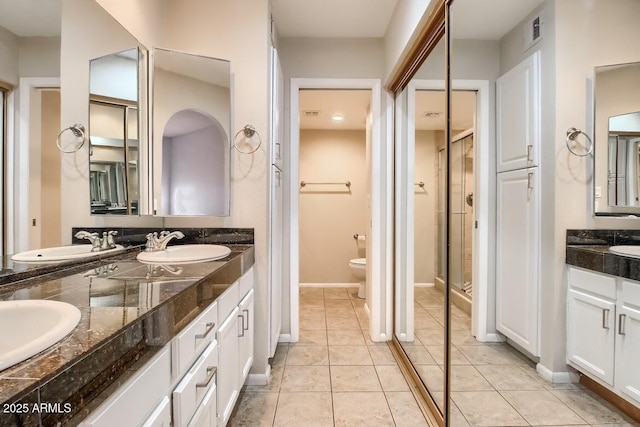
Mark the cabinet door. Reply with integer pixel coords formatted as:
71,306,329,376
217,307,239,427
142,396,171,427
496,168,539,355
567,289,615,385
239,289,255,383
496,51,540,172
615,282,640,405
187,381,216,427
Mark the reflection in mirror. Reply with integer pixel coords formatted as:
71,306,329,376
152,49,231,216
394,36,447,417
89,48,141,215
594,62,640,214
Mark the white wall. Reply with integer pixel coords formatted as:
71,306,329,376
299,129,367,283
162,125,226,216
414,130,439,283
0,26,19,85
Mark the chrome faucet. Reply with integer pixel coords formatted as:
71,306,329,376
75,230,118,252
144,230,185,252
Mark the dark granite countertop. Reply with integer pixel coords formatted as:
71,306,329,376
0,244,254,427
567,229,640,280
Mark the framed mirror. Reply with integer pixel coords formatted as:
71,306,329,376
593,62,640,215
151,48,231,216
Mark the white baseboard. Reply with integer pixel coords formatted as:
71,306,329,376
300,282,359,287
536,363,579,384
245,364,272,386
480,333,506,343
414,282,434,287
279,333,293,343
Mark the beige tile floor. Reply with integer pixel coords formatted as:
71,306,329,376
229,286,429,427
410,286,640,427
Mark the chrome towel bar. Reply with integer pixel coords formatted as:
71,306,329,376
300,181,351,188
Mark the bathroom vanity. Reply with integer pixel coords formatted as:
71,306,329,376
0,228,254,427
566,230,640,413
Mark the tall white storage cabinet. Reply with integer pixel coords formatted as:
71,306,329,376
495,51,541,356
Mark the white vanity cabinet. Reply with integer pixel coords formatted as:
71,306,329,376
615,280,640,406
567,266,640,408
567,267,616,385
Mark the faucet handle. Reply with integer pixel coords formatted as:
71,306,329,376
106,230,118,248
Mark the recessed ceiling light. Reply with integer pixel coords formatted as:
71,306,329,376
332,115,344,122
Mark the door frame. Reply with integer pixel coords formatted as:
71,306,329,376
288,78,392,342
9,77,60,254
405,79,496,341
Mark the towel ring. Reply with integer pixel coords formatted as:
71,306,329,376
566,127,593,157
56,123,86,153
233,125,262,154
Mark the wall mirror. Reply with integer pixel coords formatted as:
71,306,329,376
89,48,143,215
152,48,231,217
594,62,640,215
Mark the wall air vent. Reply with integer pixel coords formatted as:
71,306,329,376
303,110,320,117
523,11,544,51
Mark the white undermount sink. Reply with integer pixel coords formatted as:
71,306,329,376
0,300,81,371
609,245,640,258
11,244,125,263
137,244,231,264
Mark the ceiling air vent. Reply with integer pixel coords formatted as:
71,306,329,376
303,110,320,117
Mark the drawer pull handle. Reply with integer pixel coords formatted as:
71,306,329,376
196,366,217,388
602,308,610,329
238,314,245,337
195,322,216,340
527,144,533,162
243,309,250,331
619,314,627,335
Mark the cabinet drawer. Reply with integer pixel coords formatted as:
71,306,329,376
218,280,239,322
142,396,171,427
187,381,216,427
568,267,616,300
173,340,218,427
622,280,640,308
173,301,218,378
80,347,170,427
239,267,254,298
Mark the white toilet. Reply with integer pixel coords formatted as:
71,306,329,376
349,258,367,298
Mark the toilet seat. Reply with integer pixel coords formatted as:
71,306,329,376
349,258,366,267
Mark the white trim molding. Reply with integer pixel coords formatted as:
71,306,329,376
536,363,580,384
245,364,272,386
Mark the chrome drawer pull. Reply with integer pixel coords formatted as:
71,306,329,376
243,309,250,331
195,322,215,340
238,314,245,337
527,144,533,162
195,366,217,388
602,309,610,329
619,314,627,335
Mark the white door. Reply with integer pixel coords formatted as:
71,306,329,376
567,288,616,385
216,307,239,427
615,282,640,404
496,51,540,172
496,167,539,355
268,45,283,357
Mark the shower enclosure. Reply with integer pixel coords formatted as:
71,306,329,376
438,131,474,299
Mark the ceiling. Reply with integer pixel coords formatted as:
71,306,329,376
299,90,371,130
